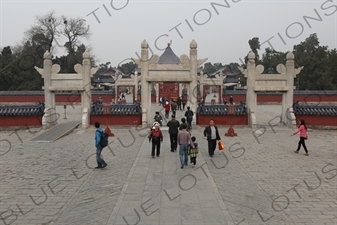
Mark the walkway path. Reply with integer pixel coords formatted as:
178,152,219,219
106,131,233,225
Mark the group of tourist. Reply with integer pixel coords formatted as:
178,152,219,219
160,97,187,111
95,95,127,105
148,109,222,168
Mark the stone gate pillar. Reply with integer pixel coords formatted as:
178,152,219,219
285,51,295,127
220,72,224,103
42,51,57,129
140,40,150,126
246,51,257,128
134,71,138,103
155,83,159,103
189,40,198,124
200,71,204,100
81,50,92,128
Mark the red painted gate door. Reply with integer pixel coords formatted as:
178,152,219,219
159,83,179,100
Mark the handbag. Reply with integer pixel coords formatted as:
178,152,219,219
218,141,225,150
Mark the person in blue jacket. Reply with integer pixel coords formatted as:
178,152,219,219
95,122,107,169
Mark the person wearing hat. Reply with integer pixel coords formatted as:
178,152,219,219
148,123,163,158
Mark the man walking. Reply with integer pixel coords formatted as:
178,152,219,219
94,122,107,169
184,106,194,129
182,97,186,111
177,96,182,111
167,115,180,152
171,98,178,116
203,119,221,157
178,124,194,169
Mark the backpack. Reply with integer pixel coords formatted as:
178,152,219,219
98,130,109,147
186,111,193,121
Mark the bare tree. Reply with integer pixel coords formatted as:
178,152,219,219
25,11,62,54
61,16,91,54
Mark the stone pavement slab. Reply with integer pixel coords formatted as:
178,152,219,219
0,104,336,225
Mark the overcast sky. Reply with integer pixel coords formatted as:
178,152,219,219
1,0,336,67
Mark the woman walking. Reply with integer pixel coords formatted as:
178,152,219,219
149,124,163,158
291,119,309,156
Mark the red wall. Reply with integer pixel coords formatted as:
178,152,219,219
295,115,337,127
1,94,336,103
90,115,141,125
197,115,248,126
0,116,42,127
293,95,336,102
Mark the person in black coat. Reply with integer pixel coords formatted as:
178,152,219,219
177,97,182,111
229,96,234,104
167,115,180,152
203,119,221,157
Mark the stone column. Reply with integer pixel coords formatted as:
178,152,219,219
179,83,182,98
134,71,138,103
189,40,198,124
42,51,57,129
246,51,257,127
246,51,256,110
155,83,159,103
220,72,224,103
140,40,150,126
81,50,92,128
148,82,152,124
285,51,295,126
200,71,204,101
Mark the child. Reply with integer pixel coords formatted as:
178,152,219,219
154,111,163,126
291,119,309,156
179,118,188,131
188,136,198,167
148,124,163,158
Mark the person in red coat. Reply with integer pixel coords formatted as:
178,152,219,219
165,101,170,119
291,119,309,156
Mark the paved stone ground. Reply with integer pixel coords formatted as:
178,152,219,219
0,104,336,225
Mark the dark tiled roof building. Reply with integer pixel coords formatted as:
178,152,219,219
158,44,181,64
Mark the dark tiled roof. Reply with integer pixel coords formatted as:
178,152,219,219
96,67,117,76
0,102,45,116
224,76,238,83
91,102,141,115
293,101,337,116
197,102,247,115
94,76,115,83
158,46,181,64
207,65,240,77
